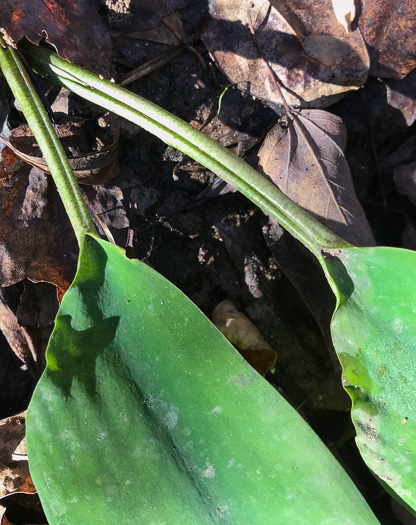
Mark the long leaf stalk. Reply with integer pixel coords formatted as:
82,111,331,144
0,37,97,244
20,41,352,260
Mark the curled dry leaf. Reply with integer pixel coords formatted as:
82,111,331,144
2,136,119,186
202,0,369,108
1,116,119,185
1,0,113,77
0,411,35,499
258,109,376,246
212,300,277,376
360,0,416,79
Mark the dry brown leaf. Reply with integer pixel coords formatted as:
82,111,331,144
212,300,277,376
202,0,369,108
0,282,57,376
0,411,35,500
258,109,375,246
0,161,78,289
384,70,416,127
360,0,416,79
0,120,127,289
125,11,186,45
0,0,113,77
2,131,119,186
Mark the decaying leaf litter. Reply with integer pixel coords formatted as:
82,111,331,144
1,0,416,522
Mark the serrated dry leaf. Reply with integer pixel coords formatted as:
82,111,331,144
202,0,369,108
212,300,277,376
0,411,35,499
258,109,375,246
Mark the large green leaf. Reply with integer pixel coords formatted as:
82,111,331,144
27,235,378,524
324,247,416,512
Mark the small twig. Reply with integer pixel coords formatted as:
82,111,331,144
247,4,292,115
119,48,184,87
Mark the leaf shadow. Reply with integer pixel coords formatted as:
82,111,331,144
47,238,120,399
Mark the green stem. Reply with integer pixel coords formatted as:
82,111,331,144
20,41,352,258
0,38,97,244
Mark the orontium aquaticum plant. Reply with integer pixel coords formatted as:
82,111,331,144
0,37,415,523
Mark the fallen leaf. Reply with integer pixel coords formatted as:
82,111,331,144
0,0,113,76
359,0,416,78
82,184,130,247
384,69,416,127
212,300,277,376
0,120,127,289
201,0,369,108
0,282,57,377
125,11,186,45
0,411,35,499
258,109,376,246
0,158,77,289
2,130,119,185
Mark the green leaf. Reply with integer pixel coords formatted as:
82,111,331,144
27,235,378,524
324,246,416,512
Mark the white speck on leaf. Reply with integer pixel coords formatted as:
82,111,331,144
202,464,216,478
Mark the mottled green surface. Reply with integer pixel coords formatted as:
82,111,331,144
27,235,377,524
326,247,416,513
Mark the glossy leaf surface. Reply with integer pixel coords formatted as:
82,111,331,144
325,246,416,512
27,235,378,524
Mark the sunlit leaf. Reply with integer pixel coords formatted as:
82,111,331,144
27,235,378,524
324,246,416,512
